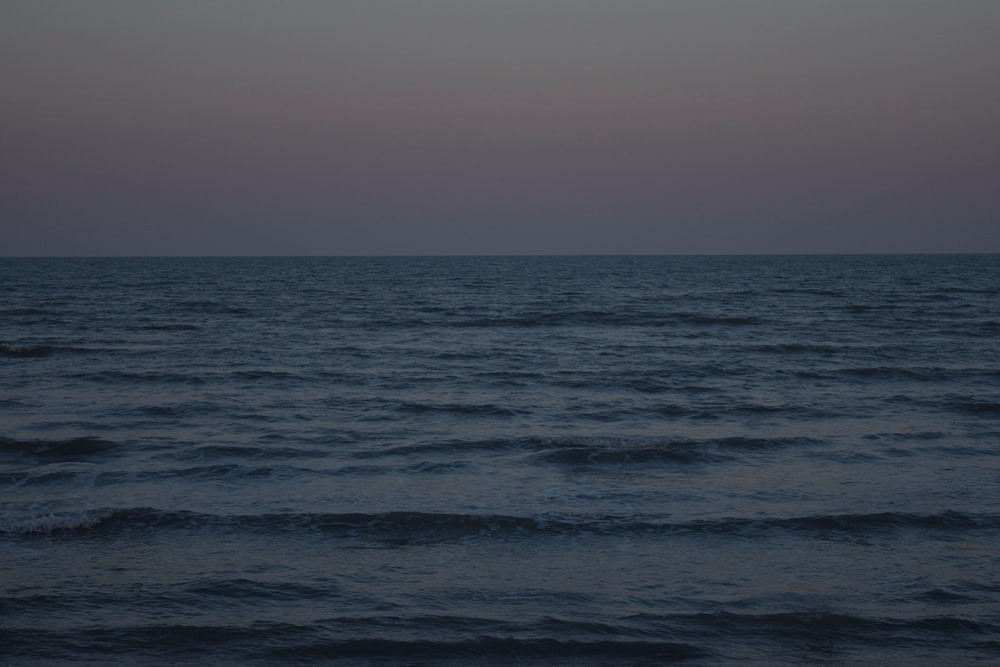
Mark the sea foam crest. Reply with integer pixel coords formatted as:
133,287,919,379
0,509,115,535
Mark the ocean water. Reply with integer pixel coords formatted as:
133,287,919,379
1,254,999,665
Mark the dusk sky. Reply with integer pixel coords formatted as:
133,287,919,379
3,1,999,256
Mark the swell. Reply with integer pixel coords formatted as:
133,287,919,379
70,370,207,384
2,611,994,662
397,401,528,417
628,610,1000,642
0,436,117,461
0,342,96,358
832,366,965,381
948,398,1000,416
162,443,330,462
168,300,250,315
878,395,1000,417
5,507,996,539
0,439,329,471
366,435,813,465
263,637,707,661
369,309,762,328
0,342,56,358
131,323,201,331
0,625,706,663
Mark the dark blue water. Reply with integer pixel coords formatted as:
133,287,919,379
2,255,999,665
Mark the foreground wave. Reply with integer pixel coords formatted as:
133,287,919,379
2,612,995,665
5,507,998,540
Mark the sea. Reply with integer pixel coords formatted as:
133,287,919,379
1,254,999,666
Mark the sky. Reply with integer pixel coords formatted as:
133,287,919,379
2,1,999,256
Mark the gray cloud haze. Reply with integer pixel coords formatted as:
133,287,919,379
3,1,998,255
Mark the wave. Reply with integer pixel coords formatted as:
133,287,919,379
949,399,1000,416
0,463,101,488
773,287,846,297
72,370,206,384
0,342,97,359
398,402,527,417
366,310,764,328
539,442,726,464
0,342,55,358
627,610,999,641
170,300,249,315
0,307,62,316
672,312,760,325
125,460,477,484
181,577,331,601
0,508,116,535
137,464,308,482
0,625,707,663
133,323,201,331
132,403,221,418
7,507,995,540
919,588,979,603
844,303,899,314
0,436,117,461
451,310,638,327
260,637,707,662
231,369,303,381
0,342,95,358
534,436,809,465
159,443,330,463
3,610,993,662
359,437,533,458
937,284,1000,295
359,435,811,465
751,342,843,355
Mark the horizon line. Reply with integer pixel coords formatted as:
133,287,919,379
2,251,998,260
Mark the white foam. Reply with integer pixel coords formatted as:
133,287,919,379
0,508,114,535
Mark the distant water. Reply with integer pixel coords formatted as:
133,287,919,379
2,255,999,665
